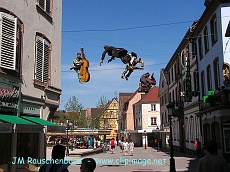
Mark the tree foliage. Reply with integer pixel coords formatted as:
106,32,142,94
64,96,87,127
90,96,108,129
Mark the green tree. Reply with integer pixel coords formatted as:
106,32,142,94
90,96,108,129
64,96,87,127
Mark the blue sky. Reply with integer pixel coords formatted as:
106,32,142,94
60,0,205,110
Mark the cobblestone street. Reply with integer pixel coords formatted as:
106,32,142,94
46,146,199,172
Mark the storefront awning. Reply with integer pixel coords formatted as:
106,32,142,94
21,116,58,126
0,114,35,125
0,114,43,133
0,123,12,133
21,116,66,133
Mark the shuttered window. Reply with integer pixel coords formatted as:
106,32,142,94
38,0,51,15
0,12,21,72
35,35,50,83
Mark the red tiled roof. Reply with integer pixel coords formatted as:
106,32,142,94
127,86,143,102
139,86,159,102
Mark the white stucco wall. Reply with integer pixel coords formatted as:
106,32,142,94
0,0,62,99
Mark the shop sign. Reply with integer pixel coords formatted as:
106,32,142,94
16,124,43,133
0,123,12,133
0,82,19,114
181,47,192,102
47,126,66,133
21,103,40,116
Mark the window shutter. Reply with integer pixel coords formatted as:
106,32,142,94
0,12,17,70
35,36,44,81
43,40,49,83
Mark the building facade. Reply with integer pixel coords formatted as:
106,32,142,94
158,0,230,159
133,87,161,147
99,98,119,140
192,0,230,157
0,0,63,171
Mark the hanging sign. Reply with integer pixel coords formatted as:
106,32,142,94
0,82,20,115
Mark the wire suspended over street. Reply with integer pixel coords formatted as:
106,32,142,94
61,63,167,72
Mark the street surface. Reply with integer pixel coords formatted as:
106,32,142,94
46,146,199,172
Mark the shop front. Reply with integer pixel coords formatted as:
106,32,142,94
0,114,43,172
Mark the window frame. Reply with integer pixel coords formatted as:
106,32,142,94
34,33,51,87
210,14,218,46
201,71,205,97
150,117,157,126
206,65,212,91
37,0,53,17
0,11,23,76
213,57,220,89
203,25,209,54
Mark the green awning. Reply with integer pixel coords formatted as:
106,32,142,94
0,114,35,125
21,116,58,126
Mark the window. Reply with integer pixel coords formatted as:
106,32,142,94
204,26,209,53
185,117,189,141
190,116,194,142
110,111,113,117
104,119,108,125
37,0,52,16
193,70,198,95
151,104,156,111
198,35,203,60
206,65,212,91
113,103,116,107
150,117,157,125
213,58,220,89
0,12,22,73
34,34,51,85
192,40,197,59
195,116,200,139
210,14,218,46
171,67,174,82
201,71,205,97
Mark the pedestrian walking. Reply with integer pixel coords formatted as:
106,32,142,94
159,138,162,151
123,140,129,156
119,140,123,153
129,140,134,156
110,138,115,154
194,138,201,158
197,141,230,172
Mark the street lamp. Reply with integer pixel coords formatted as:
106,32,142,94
156,126,160,152
166,103,176,172
144,130,147,149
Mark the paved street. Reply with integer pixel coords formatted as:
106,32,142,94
46,146,199,172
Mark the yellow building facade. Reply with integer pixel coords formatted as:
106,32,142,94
99,98,118,140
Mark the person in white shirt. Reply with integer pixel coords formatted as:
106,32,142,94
129,140,134,156
123,140,129,156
